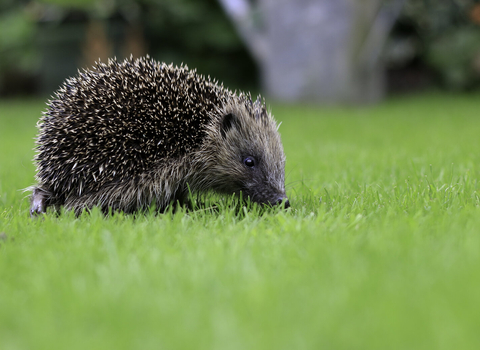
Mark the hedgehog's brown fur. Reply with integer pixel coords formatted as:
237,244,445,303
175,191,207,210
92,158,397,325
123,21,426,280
29,56,288,216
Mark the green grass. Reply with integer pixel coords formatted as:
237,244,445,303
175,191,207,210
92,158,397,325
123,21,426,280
1,93,480,350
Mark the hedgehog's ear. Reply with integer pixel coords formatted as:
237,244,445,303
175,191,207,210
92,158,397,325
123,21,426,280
221,113,238,138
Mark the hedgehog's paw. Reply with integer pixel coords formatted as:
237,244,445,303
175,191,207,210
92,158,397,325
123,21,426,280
30,187,47,217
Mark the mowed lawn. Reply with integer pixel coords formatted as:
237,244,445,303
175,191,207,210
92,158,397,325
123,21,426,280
1,93,480,350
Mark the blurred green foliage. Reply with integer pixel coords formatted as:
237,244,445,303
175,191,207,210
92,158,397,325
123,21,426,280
427,27,480,90
0,1,38,95
0,6,35,70
141,0,257,90
401,0,480,90
0,0,256,96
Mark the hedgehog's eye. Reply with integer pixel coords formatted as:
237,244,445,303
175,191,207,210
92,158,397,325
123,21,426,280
244,157,255,167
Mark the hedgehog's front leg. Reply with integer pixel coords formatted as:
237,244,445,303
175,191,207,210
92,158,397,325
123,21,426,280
30,186,49,217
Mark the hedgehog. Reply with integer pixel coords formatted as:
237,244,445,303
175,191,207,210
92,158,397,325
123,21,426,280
29,56,289,216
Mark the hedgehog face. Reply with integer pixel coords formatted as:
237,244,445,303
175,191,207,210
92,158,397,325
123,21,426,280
200,97,289,208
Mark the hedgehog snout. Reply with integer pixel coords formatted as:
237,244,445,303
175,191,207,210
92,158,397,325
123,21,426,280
249,193,289,208
243,171,288,208
246,184,289,208
275,197,290,208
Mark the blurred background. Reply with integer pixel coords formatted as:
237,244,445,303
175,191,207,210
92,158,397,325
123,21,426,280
1,0,480,104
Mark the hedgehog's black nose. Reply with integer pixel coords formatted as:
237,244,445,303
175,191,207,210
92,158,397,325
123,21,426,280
276,198,290,208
